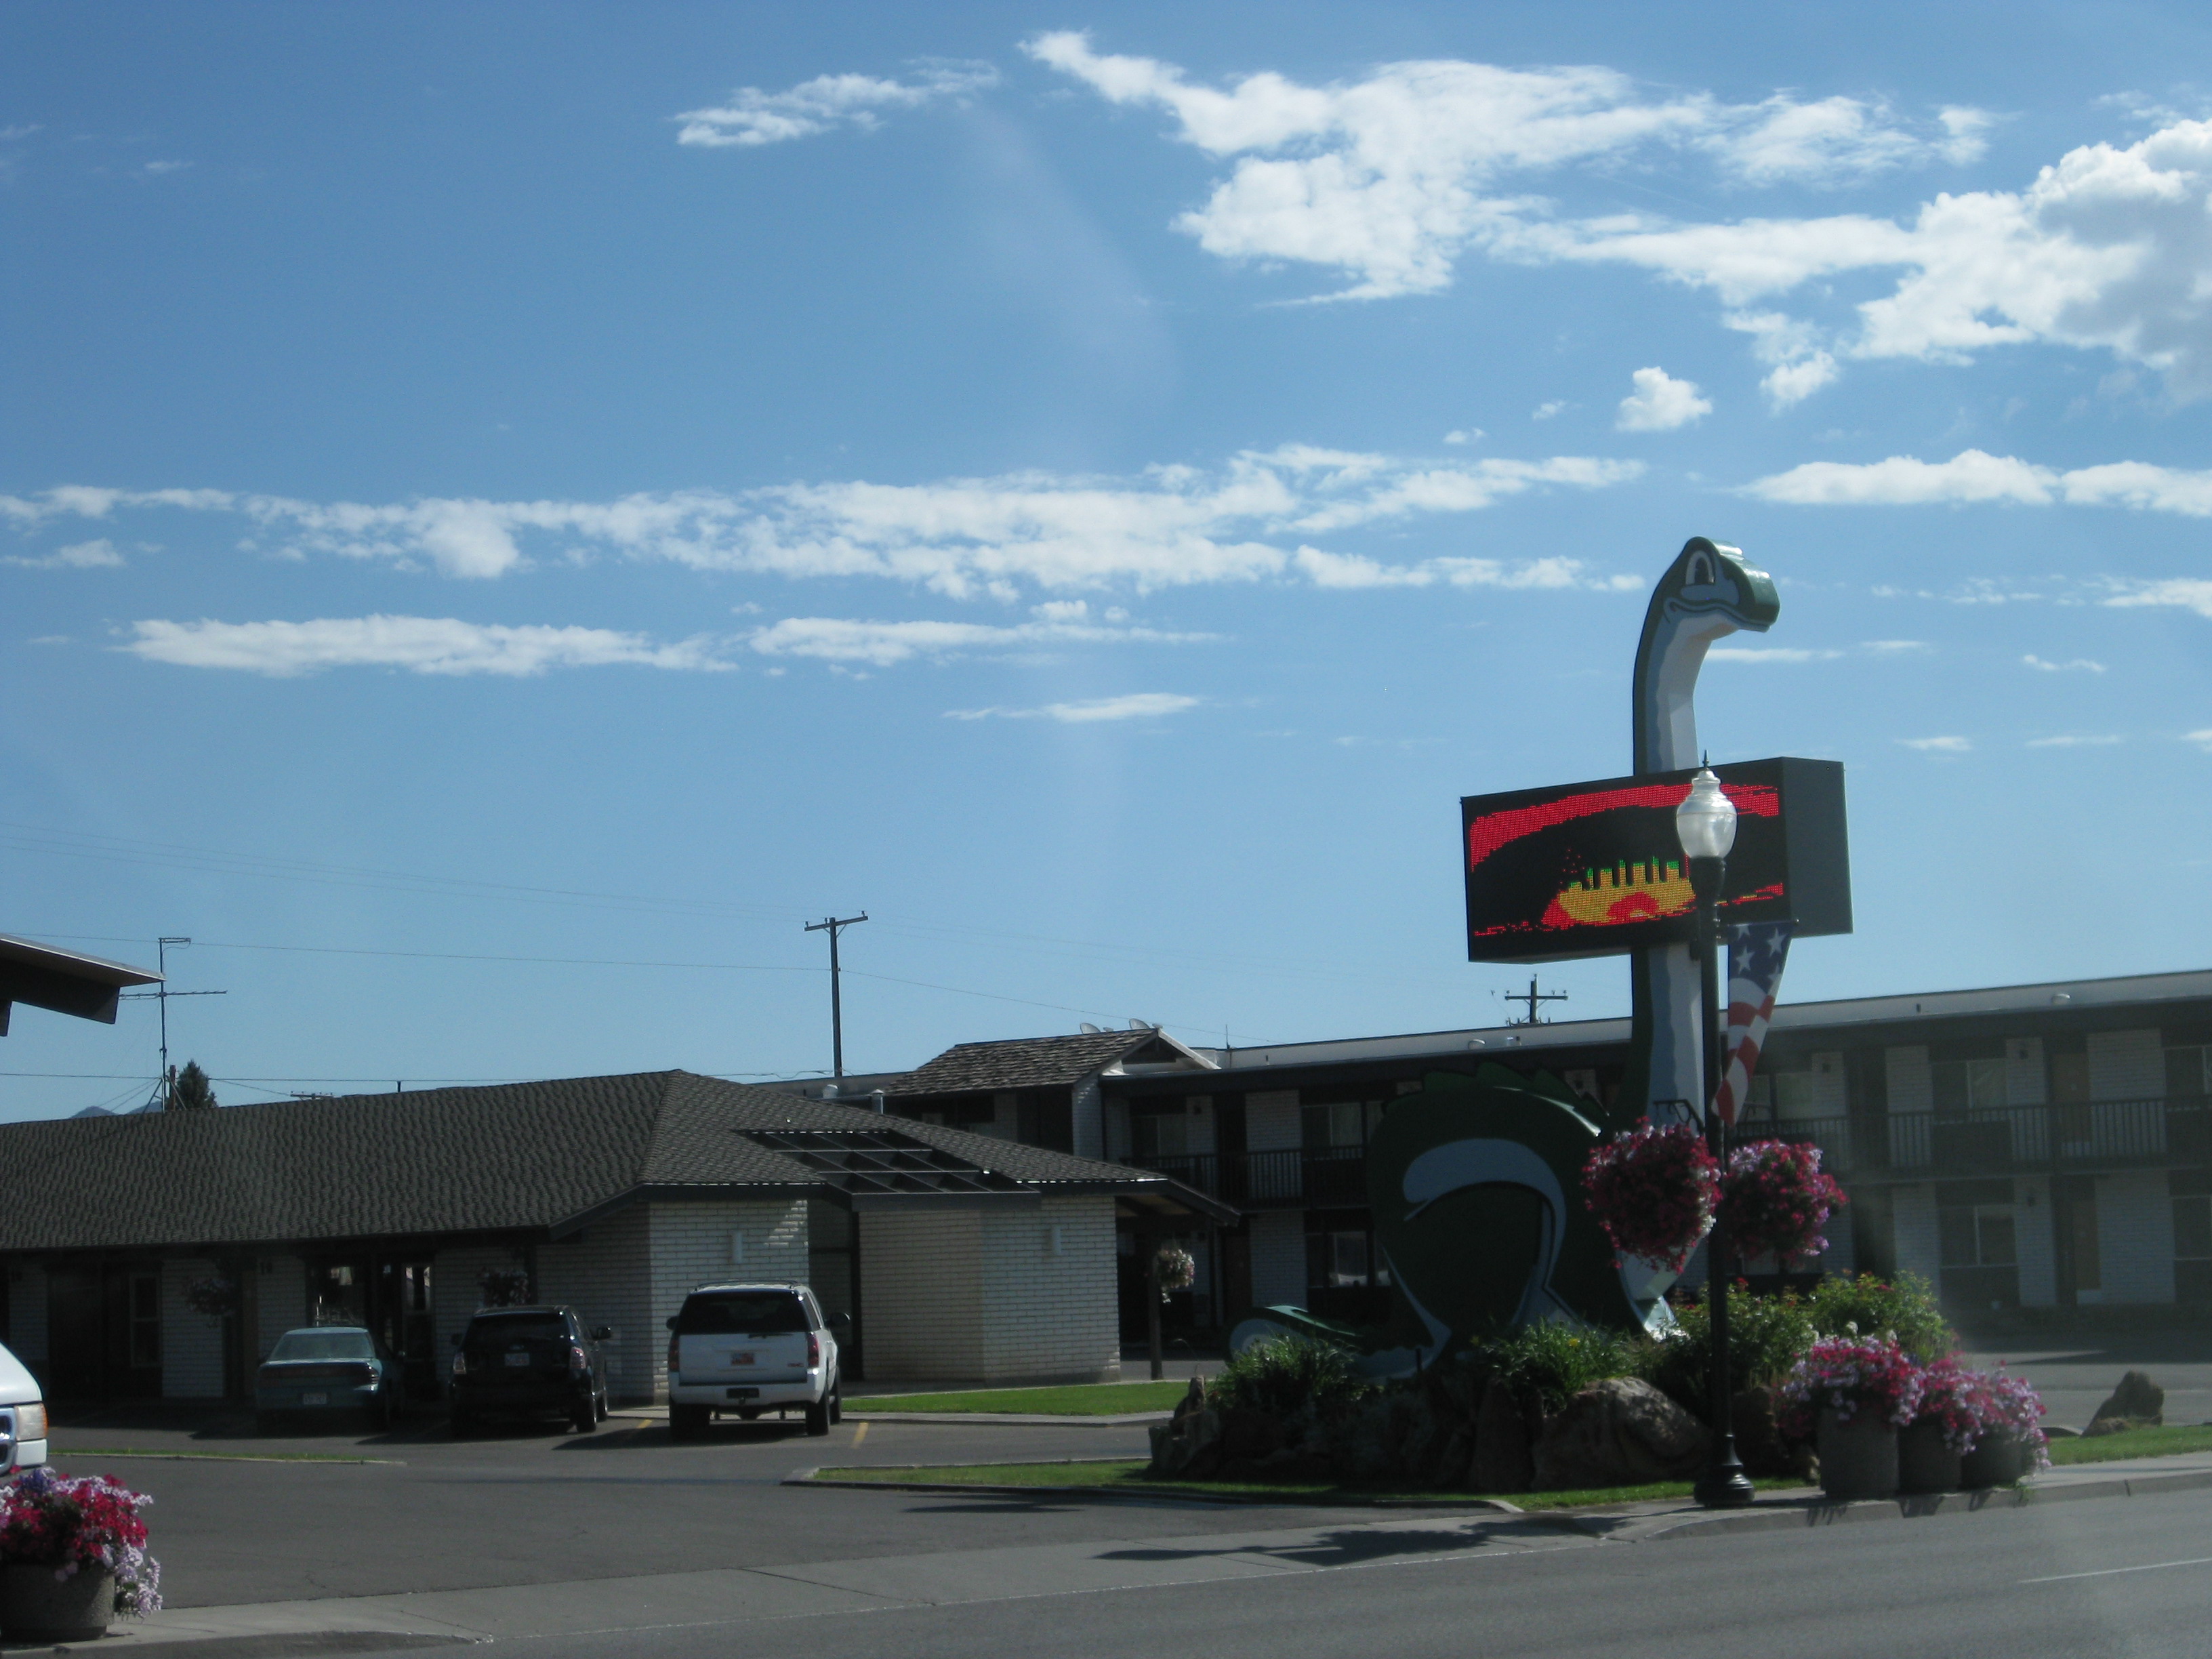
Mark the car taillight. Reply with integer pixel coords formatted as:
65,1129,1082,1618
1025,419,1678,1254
806,1333,820,1369
569,1344,588,1374
451,1352,468,1377
666,1333,680,1376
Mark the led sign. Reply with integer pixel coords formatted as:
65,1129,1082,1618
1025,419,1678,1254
1461,756,1850,964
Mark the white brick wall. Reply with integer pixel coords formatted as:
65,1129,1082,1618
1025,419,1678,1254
1246,1091,1301,1152
2089,1030,2164,1101
433,1243,523,1364
2015,1176,2058,1306
1248,1210,1306,1305
537,1206,653,1402
7,1265,47,1365
255,1255,308,1360
979,1195,1120,1384
2006,1038,2047,1106
2098,1170,2175,1303
645,1199,811,1399
859,1205,983,1381
1891,1184,1941,1286
161,1257,226,1400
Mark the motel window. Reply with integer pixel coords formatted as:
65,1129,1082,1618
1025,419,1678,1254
2175,1195,2212,1263
1931,1057,2007,1114
2167,1046,2211,1100
1938,1203,2016,1268
1300,1099,1386,1150
1305,1228,1392,1290
128,1271,160,1368
1131,1110,1191,1160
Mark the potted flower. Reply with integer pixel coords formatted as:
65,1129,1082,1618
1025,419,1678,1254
184,1275,239,1319
1959,1366,2049,1488
1900,1356,1978,1494
1721,1141,1847,1265
1581,1120,1719,1274
0,1469,162,1641
1780,1334,1924,1500
477,1267,531,1308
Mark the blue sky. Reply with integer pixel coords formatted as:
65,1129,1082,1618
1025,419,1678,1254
3,2,2209,1119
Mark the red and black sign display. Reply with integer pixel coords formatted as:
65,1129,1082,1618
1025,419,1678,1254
1461,757,1851,963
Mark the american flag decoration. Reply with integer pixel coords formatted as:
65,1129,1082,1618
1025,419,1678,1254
1711,920,1796,1126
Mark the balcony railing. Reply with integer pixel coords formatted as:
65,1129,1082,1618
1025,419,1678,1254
1137,1099,2212,1206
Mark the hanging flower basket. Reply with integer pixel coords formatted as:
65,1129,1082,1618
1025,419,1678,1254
1580,1120,1719,1273
1153,1246,1196,1302
1721,1140,1848,1265
182,1276,239,1319
0,1469,163,1635
476,1267,531,1308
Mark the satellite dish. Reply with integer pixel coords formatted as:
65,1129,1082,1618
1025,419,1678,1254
1080,1022,1101,1034
1128,1019,1147,1030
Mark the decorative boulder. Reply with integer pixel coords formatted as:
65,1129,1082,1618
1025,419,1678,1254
1533,1378,1710,1491
1147,1407,1221,1479
2090,1371,2164,1428
1472,1378,1536,1493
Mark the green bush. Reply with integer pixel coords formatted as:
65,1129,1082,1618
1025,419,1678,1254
1209,1336,1372,1420
1476,1321,1641,1414
1639,1283,1818,1417
1803,1271,1954,1359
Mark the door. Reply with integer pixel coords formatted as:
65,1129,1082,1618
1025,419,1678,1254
47,1267,104,1401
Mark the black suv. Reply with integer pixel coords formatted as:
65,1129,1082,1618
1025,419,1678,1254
449,1305,613,1435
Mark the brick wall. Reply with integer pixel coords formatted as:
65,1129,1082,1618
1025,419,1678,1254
254,1255,308,1360
1248,1210,1306,1305
858,1205,982,1381
979,1195,1120,1384
2089,1029,2163,1101
1246,1090,1300,1153
2097,1170,2175,1303
431,1243,519,1372
537,1206,653,1403
161,1257,226,1400
1891,1183,1940,1286
2015,1176,2058,1305
2006,1038,2047,1106
645,1199,811,1399
7,1265,47,1366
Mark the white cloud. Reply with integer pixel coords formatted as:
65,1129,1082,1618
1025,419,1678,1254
2104,577,2212,618
1532,401,1570,421
947,692,1200,724
1615,367,1712,432
3,538,123,569
1706,646,1842,662
745,613,1210,668
2023,654,2106,673
1443,428,1483,445
674,62,997,148
122,617,729,678
5,449,1643,598
1027,33,1972,303
140,159,190,176
2186,729,2212,752
1862,639,1932,654
1898,735,1972,752
1746,449,2212,517
2027,733,2123,747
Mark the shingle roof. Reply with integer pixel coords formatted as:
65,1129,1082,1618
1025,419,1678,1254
0,1071,1188,1253
898,1029,1192,1094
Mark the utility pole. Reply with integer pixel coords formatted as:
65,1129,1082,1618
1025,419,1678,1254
119,937,227,1108
804,914,867,1079
1502,974,1568,1027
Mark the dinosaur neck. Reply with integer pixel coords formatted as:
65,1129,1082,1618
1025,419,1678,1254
1633,607,1732,773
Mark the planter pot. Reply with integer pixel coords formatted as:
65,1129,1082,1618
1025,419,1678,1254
1960,1434,2030,1490
1898,1420,1962,1494
1816,1406,1898,1501
0,1562,116,1643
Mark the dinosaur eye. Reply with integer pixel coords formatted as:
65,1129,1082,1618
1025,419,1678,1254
1687,554,1713,586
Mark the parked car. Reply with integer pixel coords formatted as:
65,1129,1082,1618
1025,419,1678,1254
0,1340,48,1473
448,1305,611,1435
664,1282,845,1439
255,1326,405,1433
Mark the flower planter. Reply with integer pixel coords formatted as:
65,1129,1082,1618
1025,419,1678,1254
1960,1433,2030,1489
1897,1419,1961,1494
0,1563,115,1643
1817,1407,1898,1500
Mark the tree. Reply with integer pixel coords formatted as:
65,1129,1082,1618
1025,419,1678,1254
167,1061,218,1111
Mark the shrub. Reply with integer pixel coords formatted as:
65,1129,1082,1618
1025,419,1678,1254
1209,1336,1371,1421
1803,1272,1953,1360
1640,1282,1818,1417
1477,1321,1641,1414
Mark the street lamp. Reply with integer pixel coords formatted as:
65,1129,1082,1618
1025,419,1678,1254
1678,765,1756,1509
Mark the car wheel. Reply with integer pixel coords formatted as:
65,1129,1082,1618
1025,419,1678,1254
670,1404,709,1440
804,1395,830,1437
571,1401,597,1434
594,1387,609,1422
828,1378,842,1425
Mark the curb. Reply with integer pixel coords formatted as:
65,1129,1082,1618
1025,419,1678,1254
1621,1465,2212,1541
781,1465,1525,1509
840,1411,1171,1427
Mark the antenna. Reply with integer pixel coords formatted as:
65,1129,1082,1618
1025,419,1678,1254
118,937,228,1108
1500,974,1568,1028
803,912,868,1079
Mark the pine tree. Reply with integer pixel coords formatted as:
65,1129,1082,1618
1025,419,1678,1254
167,1061,218,1110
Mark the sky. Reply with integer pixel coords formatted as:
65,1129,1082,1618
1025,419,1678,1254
3,1,2210,1120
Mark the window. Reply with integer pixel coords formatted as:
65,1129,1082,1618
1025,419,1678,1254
127,1271,160,1369
1306,1229,1380,1288
1131,1111,1189,1160
270,1330,375,1362
1300,1098,1385,1149
1939,1204,2017,1267
2167,1046,2211,1100
1932,1057,2007,1113
676,1292,806,1335
2175,1195,2212,1262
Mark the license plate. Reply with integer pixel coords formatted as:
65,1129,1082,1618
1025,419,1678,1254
302,1392,327,1406
729,1351,754,1367
504,1353,531,1368
725,1387,759,1400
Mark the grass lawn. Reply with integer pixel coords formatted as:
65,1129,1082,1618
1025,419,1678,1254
813,1458,1802,1509
49,1446,392,1463
2046,1424,2212,1465
849,1381,1192,1416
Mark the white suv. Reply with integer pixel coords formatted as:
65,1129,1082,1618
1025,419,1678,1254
0,1340,49,1473
664,1283,844,1439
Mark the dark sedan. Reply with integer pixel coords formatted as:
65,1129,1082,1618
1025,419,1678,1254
255,1326,404,1433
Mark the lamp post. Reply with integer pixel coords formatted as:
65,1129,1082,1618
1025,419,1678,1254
1677,765,1756,1509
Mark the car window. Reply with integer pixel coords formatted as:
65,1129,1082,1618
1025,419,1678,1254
678,1292,806,1334
468,1312,567,1343
269,1330,374,1362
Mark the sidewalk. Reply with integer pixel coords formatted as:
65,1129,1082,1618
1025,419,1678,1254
29,1452,2211,1659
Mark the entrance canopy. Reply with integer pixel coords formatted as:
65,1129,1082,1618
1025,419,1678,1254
0,934,159,1034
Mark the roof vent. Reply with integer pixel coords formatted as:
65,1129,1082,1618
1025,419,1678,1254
1128,1019,1148,1030
1081,1022,1102,1034
823,1084,841,1099
869,1089,888,1113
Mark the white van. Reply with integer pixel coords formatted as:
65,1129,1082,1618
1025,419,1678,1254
0,1341,48,1473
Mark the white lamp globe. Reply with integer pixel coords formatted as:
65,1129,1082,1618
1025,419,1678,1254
1675,766,1738,860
